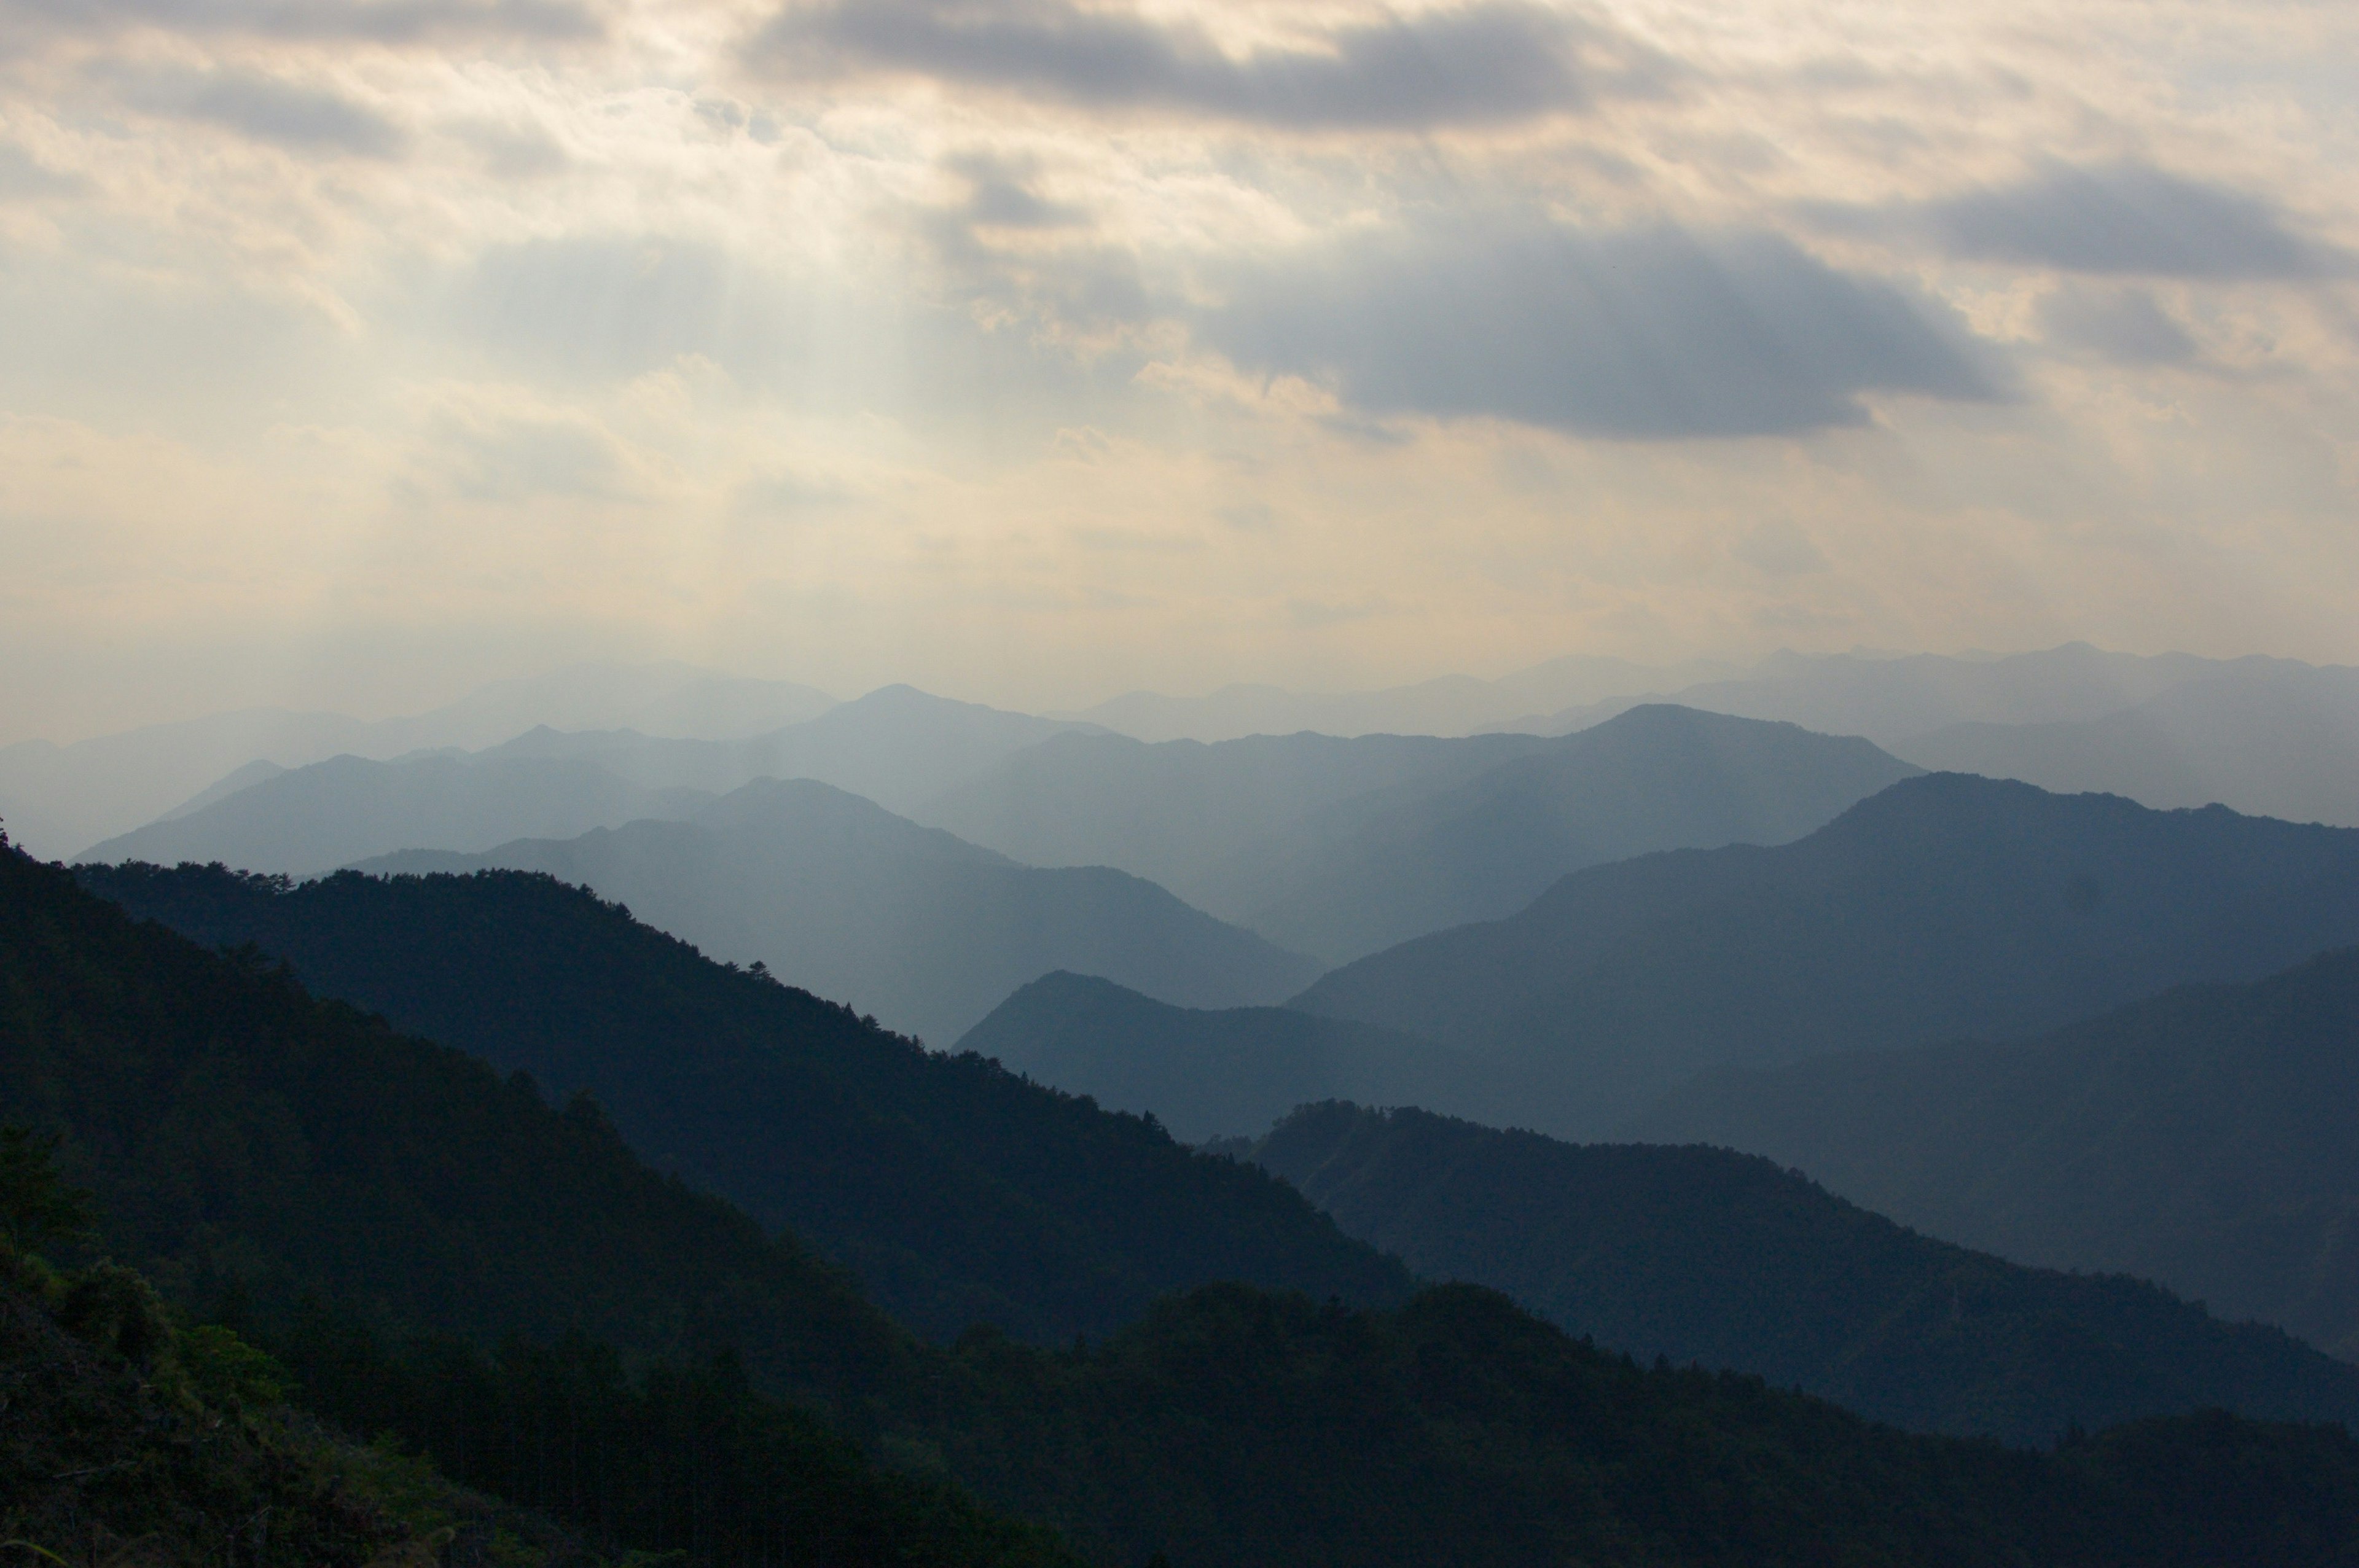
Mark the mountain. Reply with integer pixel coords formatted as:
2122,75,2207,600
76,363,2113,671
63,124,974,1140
467,685,1094,817
1497,644,2309,746
1630,945,2359,1361
1246,1103,2359,1444
23,840,2359,1567
75,855,1384,1343
926,705,1915,964
348,777,1320,1045
76,751,713,875
1241,705,1918,961
958,972,1560,1142
1296,773,2359,1137
0,660,832,859
1899,666,2359,827
1062,653,1738,742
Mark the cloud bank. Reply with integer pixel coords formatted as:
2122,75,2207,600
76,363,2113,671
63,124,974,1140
749,0,1663,128
1200,220,2001,439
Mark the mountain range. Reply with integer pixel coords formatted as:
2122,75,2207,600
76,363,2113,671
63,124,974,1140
26,839,2359,1567
1297,771,2359,1136
928,704,1916,962
1632,944,2359,1360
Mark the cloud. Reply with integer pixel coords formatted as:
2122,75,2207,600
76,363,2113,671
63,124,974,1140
0,0,600,42
0,141,85,200
1196,218,2002,440
748,0,1665,129
2036,283,2197,365
116,67,408,157
1909,161,2343,279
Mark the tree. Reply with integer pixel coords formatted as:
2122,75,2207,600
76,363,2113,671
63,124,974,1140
0,1125,96,1258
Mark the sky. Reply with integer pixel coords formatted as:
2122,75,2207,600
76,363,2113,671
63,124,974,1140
2,0,2355,741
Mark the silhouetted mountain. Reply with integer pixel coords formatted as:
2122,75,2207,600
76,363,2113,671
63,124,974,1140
75,752,712,874
24,842,2359,1567
75,856,1385,1342
928,706,1914,963
0,661,833,859
1247,1103,2359,1443
958,972,1559,1142
1297,773,2359,1136
1899,666,2359,827
1631,946,2359,1361
349,778,1318,1043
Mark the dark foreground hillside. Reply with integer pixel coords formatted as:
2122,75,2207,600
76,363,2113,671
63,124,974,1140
1298,772,2359,1135
75,857,1406,1344
21,843,2359,1566
1633,945,2359,1359
1247,1103,2359,1443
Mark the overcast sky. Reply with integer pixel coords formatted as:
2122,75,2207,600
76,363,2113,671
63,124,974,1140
2,0,2355,739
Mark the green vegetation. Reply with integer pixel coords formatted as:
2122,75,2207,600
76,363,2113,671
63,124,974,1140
1249,1102,2359,1443
72,857,1407,1344
1296,771,2359,1136
1633,943,2359,1359
22,841,2359,1564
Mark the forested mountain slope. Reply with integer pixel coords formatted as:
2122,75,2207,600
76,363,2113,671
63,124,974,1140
959,972,1557,1142
19,840,2359,1567
1246,1104,2359,1443
351,776,1322,1043
1297,773,2359,1136
76,856,1392,1343
924,705,1914,963
1631,946,2359,1359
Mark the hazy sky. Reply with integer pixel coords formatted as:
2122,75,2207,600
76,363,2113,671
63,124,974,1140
3,0,2355,740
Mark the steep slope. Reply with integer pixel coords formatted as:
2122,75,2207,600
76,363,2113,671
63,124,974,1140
351,777,1321,1043
1899,666,2359,827
23,840,2359,1567
1247,1103,2359,1443
75,856,1393,1343
76,752,711,873
1244,704,1918,961
1296,773,2359,1137
925,705,1914,963
958,972,1561,1142
1630,946,2359,1360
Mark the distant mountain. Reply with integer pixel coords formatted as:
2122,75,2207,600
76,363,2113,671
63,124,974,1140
1063,653,1738,742
1898,666,2359,827
77,856,1374,1343
77,752,711,875
958,972,1560,1142
1630,946,2359,1361
1296,774,2359,1137
1497,645,2331,746
1243,706,1918,961
0,660,833,859
350,778,1317,1045
927,706,1915,964
517,684,1094,816
1247,1103,2359,1443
